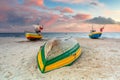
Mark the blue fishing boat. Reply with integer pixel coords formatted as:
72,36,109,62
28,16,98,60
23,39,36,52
89,32,102,39
89,25,104,39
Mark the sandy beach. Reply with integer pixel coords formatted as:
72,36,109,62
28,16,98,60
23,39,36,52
0,37,120,80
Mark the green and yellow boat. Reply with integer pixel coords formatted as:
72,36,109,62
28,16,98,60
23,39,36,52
37,38,82,73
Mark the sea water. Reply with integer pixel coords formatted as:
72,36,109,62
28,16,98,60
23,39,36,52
0,32,120,39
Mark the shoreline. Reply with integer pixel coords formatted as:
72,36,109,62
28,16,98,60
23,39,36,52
0,32,120,39
0,37,120,80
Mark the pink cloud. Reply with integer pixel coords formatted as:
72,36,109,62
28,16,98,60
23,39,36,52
54,6,74,13
103,24,120,32
1,0,119,33
40,14,59,27
73,13,91,20
44,23,91,32
43,22,120,32
24,0,44,7
37,0,44,6
58,15,71,22
0,0,59,30
61,7,74,13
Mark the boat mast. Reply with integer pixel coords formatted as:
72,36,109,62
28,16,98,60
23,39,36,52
92,24,93,30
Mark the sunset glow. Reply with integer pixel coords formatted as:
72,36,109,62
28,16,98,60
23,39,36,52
0,0,120,32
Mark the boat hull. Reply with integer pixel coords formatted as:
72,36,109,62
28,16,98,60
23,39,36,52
25,33,42,40
89,32,102,39
37,38,82,73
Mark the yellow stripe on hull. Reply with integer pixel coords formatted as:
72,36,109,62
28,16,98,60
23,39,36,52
37,52,44,71
45,48,82,72
25,33,42,39
89,32,102,36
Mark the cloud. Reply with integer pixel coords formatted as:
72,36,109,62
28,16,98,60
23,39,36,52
61,7,74,13
0,4,38,26
40,14,60,27
57,15,72,22
7,12,26,25
53,0,104,5
53,0,105,8
46,22,92,32
0,0,75,32
0,13,7,22
0,0,17,22
54,6,74,13
89,1,104,7
0,0,60,32
1,0,119,32
72,13,91,20
24,0,44,7
0,0,26,27
86,16,117,24
103,10,120,22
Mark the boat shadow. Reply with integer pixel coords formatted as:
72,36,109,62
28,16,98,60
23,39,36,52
16,38,49,43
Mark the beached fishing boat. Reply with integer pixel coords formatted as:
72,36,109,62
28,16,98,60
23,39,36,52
89,25,104,39
25,33,42,40
89,32,102,39
37,38,82,73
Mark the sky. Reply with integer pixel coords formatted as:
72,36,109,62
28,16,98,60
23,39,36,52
0,0,120,32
